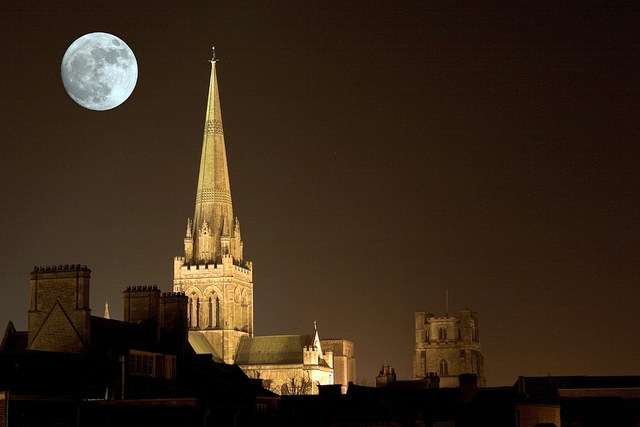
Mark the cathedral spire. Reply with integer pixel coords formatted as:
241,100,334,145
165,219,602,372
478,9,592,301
189,50,241,264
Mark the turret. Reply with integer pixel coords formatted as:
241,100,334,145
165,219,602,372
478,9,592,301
184,218,193,261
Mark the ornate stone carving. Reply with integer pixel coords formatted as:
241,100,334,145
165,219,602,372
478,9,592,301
205,119,223,135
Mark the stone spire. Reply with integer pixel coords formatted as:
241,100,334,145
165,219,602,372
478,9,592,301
104,302,110,319
187,51,243,264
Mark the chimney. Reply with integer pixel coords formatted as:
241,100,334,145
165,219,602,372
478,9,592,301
459,373,478,403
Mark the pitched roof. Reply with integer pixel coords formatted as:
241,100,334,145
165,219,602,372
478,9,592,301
188,331,224,363
235,335,312,365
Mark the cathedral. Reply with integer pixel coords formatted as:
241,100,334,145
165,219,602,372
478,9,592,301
172,53,355,394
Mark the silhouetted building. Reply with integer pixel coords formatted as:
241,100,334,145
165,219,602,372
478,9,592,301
413,309,486,387
377,364,440,389
280,373,563,427
0,264,275,426
515,375,640,427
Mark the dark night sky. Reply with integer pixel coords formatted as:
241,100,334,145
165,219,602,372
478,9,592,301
1,2,639,386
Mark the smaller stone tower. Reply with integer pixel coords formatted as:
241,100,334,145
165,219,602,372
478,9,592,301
413,309,486,387
123,285,161,324
28,264,91,353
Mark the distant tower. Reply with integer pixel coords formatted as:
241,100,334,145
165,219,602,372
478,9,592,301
413,309,486,387
173,51,253,363
104,301,110,319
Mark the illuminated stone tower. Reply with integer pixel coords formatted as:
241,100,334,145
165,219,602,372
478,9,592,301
173,52,253,363
413,309,486,387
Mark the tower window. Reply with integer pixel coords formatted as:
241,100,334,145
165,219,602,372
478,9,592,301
215,297,220,328
438,326,447,340
208,297,213,328
439,359,448,377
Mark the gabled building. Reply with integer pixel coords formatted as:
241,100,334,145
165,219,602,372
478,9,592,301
0,264,275,426
235,327,334,395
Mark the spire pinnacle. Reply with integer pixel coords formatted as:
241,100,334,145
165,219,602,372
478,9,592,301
209,46,219,63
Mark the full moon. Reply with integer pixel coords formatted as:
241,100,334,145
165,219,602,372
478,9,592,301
61,32,137,111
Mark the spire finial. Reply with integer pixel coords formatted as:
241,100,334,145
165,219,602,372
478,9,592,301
209,46,219,63
314,320,317,331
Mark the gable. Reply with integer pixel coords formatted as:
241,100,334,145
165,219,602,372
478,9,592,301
28,301,87,353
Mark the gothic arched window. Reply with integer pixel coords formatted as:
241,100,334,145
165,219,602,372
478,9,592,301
439,359,448,377
438,326,447,340
195,297,201,328
215,297,220,328
188,293,199,328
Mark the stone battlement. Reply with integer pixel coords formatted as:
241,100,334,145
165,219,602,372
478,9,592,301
32,264,90,273
174,256,251,271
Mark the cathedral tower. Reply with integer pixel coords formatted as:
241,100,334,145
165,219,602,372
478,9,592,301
413,309,486,387
173,53,253,363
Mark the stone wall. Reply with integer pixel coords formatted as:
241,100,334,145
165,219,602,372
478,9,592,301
27,265,91,353
413,309,486,387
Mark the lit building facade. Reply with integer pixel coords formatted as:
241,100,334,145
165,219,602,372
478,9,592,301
413,309,486,387
172,54,352,394
173,57,253,364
